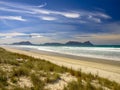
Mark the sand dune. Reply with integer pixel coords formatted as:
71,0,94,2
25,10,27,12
2,46,120,84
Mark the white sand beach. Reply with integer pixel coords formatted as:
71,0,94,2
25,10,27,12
2,46,120,84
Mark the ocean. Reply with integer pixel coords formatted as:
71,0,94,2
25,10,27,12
12,45,120,61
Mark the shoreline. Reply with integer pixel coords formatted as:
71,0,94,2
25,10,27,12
3,45,120,66
2,46,120,83
29,48,120,66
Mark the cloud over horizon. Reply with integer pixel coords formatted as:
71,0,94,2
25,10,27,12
0,0,120,44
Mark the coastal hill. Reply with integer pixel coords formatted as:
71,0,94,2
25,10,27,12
12,41,33,45
65,41,93,46
11,41,94,46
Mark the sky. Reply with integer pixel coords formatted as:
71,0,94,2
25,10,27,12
0,0,120,45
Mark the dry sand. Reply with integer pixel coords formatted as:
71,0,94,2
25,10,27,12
2,46,120,84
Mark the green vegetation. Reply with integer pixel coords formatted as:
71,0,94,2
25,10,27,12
12,67,30,77
45,73,60,83
31,74,45,90
0,47,120,90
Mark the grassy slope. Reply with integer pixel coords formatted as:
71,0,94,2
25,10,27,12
0,47,120,90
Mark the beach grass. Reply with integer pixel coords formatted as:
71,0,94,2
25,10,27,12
0,47,120,90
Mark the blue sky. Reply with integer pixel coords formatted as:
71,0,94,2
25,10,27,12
0,0,120,44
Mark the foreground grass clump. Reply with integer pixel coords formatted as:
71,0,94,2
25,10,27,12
0,69,8,87
64,80,97,90
0,47,120,90
31,74,45,90
12,67,30,77
45,73,60,83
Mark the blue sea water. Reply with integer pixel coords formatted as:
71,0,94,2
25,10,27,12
13,45,120,61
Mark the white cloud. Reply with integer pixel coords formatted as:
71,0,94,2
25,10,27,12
0,32,45,44
0,32,26,37
0,32,43,39
88,15,101,23
75,33,120,40
73,33,120,45
37,3,47,8
0,16,26,21
0,7,35,14
32,9,51,14
60,12,80,18
30,33,43,38
95,13,111,19
0,1,111,23
0,1,80,19
40,16,57,21
31,9,80,18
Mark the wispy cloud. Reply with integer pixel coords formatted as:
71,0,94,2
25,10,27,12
59,12,80,18
0,32,43,39
0,1,111,23
94,12,111,19
0,7,35,14
37,3,47,8
40,16,57,21
93,34,120,40
101,22,120,33
74,33,120,40
0,16,26,21
88,15,101,23
0,1,80,18
72,33,120,45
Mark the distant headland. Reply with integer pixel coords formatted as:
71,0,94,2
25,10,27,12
11,41,94,46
